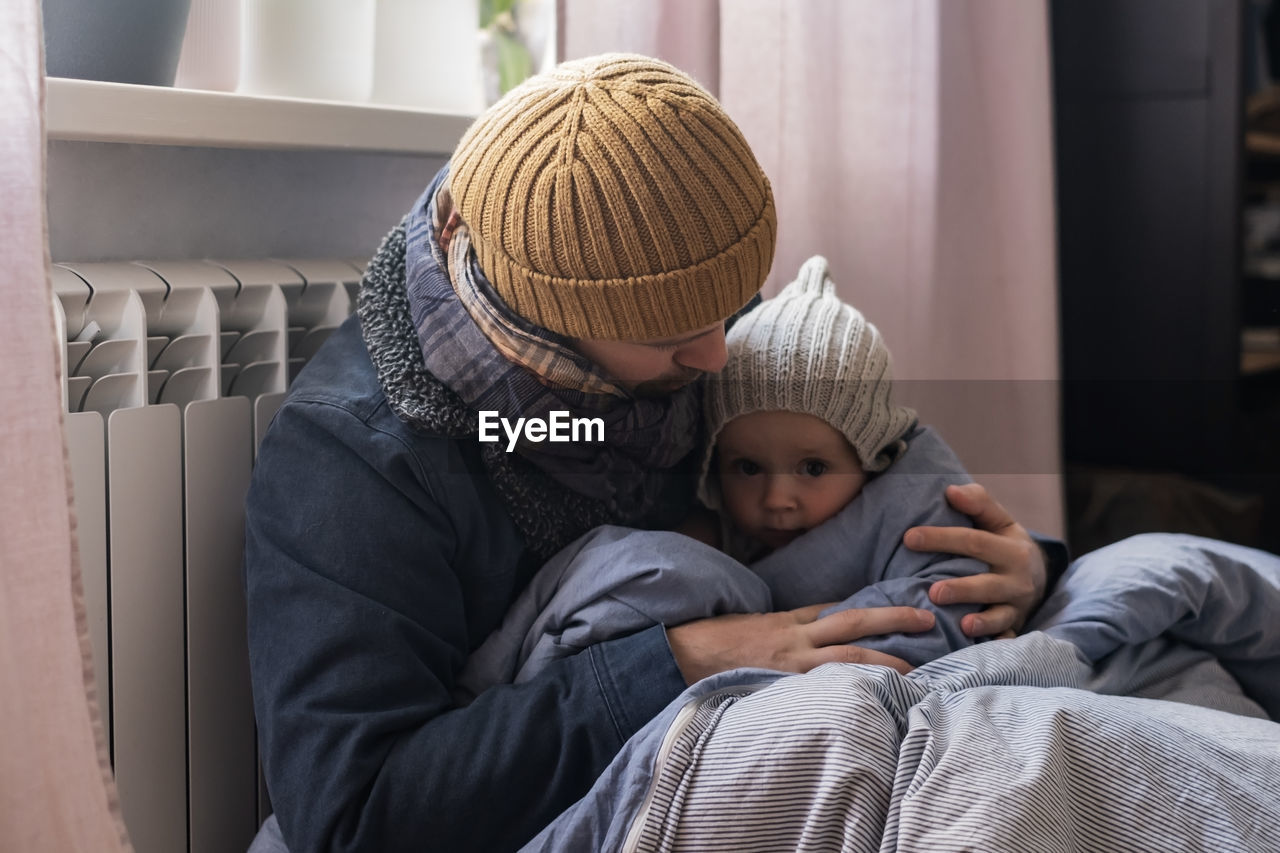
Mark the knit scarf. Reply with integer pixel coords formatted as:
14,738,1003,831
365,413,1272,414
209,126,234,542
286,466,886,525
358,167,701,556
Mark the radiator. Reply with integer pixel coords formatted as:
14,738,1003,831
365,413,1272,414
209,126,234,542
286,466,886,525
53,258,362,853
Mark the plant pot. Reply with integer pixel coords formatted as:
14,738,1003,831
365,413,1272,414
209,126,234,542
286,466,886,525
42,0,193,86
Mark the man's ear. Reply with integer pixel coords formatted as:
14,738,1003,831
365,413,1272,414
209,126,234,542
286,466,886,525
433,184,458,252
439,209,463,254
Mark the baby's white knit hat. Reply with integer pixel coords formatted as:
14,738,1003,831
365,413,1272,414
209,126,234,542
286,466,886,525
697,255,917,509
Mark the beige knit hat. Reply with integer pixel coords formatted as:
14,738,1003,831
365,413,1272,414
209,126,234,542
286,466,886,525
448,53,776,341
697,256,917,509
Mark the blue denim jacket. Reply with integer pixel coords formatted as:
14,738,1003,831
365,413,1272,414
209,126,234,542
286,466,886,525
244,316,688,852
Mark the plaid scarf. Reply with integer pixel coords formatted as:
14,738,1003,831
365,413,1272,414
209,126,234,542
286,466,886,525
402,166,702,523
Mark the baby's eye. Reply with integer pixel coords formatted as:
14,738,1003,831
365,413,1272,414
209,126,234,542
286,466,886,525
733,459,762,476
802,460,828,477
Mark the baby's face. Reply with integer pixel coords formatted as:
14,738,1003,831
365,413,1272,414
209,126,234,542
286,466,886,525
715,410,867,551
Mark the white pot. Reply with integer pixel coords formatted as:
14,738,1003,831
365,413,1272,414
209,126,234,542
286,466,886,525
371,0,483,113
175,0,241,91
239,0,376,102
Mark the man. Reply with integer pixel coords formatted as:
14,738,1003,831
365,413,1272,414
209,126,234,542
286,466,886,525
245,54,1061,853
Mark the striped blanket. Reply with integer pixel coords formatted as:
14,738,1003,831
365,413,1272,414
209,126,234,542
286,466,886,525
522,535,1280,852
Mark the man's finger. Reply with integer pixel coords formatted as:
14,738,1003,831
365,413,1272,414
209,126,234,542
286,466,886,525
805,644,915,676
906,522,1024,568
930,571,1029,607
962,604,1019,638
944,483,1017,534
904,525,989,561
806,606,934,647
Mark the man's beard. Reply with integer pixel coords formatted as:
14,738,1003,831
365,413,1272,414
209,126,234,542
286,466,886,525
629,369,703,398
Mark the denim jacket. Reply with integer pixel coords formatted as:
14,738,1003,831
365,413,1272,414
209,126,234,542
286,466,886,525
245,298,1068,853
244,316,688,852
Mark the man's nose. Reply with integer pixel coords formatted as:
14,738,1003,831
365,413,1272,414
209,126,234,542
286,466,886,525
674,326,728,374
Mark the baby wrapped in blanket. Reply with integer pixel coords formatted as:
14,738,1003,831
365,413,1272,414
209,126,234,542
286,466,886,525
456,256,989,702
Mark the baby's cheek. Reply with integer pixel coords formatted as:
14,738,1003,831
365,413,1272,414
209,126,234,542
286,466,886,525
721,487,755,528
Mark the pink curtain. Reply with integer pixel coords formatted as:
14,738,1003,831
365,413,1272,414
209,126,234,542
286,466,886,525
561,0,721,95
0,2,132,850
565,0,1064,536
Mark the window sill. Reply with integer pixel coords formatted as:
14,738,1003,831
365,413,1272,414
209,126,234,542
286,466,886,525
45,77,475,155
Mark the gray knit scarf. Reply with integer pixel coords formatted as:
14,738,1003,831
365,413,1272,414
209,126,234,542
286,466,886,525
404,170,704,515
357,185,702,558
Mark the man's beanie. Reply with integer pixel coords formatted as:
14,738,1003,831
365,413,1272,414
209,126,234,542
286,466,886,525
698,256,917,509
448,53,777,341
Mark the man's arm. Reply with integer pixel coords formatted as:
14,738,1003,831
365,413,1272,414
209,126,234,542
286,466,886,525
244,399,686,852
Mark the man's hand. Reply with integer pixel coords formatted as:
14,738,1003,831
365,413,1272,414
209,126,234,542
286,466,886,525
666,604,935,685
907,483,1047,638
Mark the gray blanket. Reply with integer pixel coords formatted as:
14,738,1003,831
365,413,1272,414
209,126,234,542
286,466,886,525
457,425,984,702
521,534,1280,852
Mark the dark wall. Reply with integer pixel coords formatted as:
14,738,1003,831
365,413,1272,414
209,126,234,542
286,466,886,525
1053,0,1242,480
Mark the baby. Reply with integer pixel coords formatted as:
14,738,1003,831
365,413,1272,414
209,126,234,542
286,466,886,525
687,254,919,565
455,257,985,702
